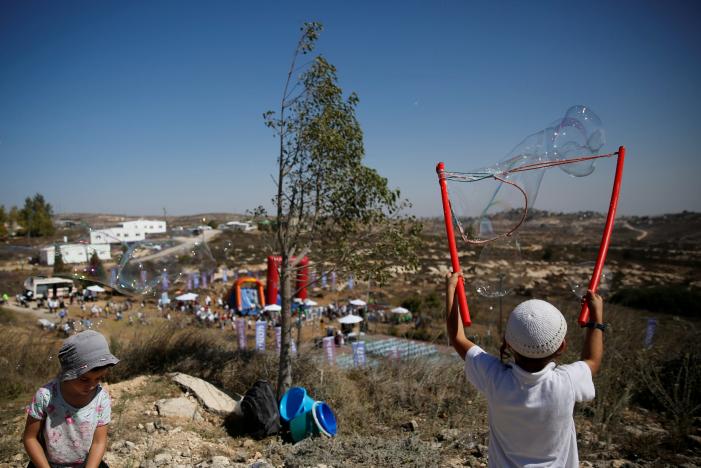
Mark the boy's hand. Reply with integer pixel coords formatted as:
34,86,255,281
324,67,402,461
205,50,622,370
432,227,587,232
445,271,462,288
583,290,603,323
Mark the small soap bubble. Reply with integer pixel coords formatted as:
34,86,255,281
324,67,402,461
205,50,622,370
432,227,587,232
474,236,524,298
567,261,610,299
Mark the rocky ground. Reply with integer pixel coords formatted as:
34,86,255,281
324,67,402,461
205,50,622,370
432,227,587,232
2,372,699,467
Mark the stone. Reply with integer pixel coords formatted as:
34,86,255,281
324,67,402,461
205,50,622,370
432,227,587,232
402,420,419,432
248,461,274,468
171,372,243,416
437,428,461,442
241,439,255,448
138,423,144,430
211,456,230,466
156,397,203,421
154,453,173,466
146,422,156,433
231,450,247,462
610,460,638,468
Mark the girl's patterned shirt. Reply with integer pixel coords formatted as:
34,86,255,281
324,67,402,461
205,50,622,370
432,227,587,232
26,379,111,467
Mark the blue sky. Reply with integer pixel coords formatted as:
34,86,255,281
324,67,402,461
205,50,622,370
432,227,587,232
1,1,699,217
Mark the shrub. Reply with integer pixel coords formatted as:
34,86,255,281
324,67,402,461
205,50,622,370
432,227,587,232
610,285,701,317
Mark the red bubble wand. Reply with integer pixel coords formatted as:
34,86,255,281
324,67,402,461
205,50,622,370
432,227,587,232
437,146,626,327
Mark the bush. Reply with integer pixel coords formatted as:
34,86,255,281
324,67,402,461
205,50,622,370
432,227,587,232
610,285,701,317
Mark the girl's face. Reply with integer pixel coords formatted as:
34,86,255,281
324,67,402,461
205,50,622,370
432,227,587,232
63,368,109,397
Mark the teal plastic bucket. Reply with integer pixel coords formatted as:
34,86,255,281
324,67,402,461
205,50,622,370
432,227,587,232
289,409,315,442
279,387,314,423
311,401,338,437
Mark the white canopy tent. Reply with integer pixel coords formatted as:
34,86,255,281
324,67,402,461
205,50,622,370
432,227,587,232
349,299,366,307
263,304,282,312
391,306,410,314
175,292,199,301
86,285,105,293
338,314,363,324
303,298,318,306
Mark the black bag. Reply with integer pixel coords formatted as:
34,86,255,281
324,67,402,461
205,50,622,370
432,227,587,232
241,380,281,439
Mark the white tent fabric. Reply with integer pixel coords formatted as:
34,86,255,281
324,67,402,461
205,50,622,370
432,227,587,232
86,285,105,292
338,314,363,324
175,292,199,301
303,299,318,306
391,306,410,314
263,304,282,312
349,299,366,306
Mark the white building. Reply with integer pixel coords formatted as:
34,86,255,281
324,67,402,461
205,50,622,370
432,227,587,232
217,221,255,231
90,219,167,244
40,244,111,266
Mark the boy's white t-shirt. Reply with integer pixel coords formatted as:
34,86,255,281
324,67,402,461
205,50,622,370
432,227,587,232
464,346,595,468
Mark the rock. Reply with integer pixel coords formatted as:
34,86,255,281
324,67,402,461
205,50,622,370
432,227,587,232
171,372,243,416
146,422,156,433
624,426,644,437
248,461,274,468
181,448,192,457
241,439,255,448
211,455,231,467
473,444,488,458
437,428,461,442
156,397,203,421
402,420,419,432
13,453,24,461
231,450,247,462
125,441,136,450
141,461,157,468
138,423,145,430
610,460,638,468
580,462,594,467
154,452,173,466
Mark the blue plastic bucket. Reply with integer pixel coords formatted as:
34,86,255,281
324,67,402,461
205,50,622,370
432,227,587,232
311,401,337,437
279,387,314,423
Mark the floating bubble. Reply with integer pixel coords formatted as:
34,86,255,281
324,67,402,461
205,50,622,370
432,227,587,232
115,238,216,296
474,236,524,298
567,261,610,299
553,106,605,177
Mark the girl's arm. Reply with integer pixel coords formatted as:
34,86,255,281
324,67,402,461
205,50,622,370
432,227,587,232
22,416,50,468
445,272,475,359
84,424,108,468
581,290,604,376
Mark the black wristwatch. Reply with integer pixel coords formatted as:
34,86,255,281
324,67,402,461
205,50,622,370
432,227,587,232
584,322,607,332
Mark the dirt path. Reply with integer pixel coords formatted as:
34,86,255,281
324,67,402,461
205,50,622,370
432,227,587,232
1,301,54,319
622,221,648,241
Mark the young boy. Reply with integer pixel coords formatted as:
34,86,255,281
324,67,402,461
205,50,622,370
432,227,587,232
446,272,604,467
23,330,119,468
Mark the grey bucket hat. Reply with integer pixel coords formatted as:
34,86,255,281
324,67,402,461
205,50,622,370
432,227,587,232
58,330,119,381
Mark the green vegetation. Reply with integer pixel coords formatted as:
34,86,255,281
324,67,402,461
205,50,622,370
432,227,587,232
610,284,701,317
19,193,55,237
262,22,422,396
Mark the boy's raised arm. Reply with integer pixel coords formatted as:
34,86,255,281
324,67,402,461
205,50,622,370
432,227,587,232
581,290,604,376
445,272,475,359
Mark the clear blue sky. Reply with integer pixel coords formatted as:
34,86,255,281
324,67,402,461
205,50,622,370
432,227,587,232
1,1,699,217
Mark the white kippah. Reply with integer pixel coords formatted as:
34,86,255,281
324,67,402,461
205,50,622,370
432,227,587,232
505,299,567,359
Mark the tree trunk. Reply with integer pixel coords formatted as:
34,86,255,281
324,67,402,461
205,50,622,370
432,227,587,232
276,254,293,399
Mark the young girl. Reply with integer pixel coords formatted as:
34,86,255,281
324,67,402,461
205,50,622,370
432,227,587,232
23,330,119,468
446,272,604,467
